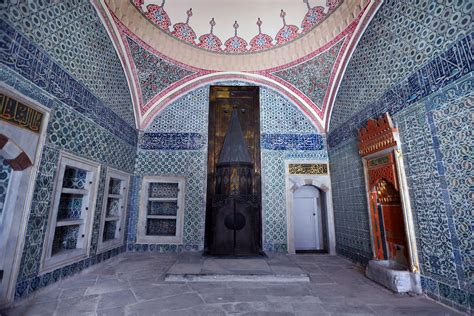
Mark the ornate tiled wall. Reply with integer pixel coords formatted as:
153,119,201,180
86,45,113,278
14,94,136,298
130,83,328,252
130,85,209,251
0,1,138,299
0,157,12,216
330,0,474,129
327,138,372,264
396,77,473,311
0,21,137,146
328,28,473,311
259,87,327,251
1,0,136,126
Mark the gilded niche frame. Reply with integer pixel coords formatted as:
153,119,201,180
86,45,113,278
358,113,420,272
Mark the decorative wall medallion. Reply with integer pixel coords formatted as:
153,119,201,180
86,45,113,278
288,163,328,175
0,94,43,133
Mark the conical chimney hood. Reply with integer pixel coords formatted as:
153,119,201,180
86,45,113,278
217,109,252,165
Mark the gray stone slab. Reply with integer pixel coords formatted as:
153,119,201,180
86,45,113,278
96,306,126,316
165,273,310,282
127,293,204,314
167,262,203,274
55,295,100,314
3,301,59,316
132,284,192,301
222,301,294,313
202,258,272,274
97,289,137,310
367,304,463,315
200,293,268,304
2,253,463,316
84,278,129,295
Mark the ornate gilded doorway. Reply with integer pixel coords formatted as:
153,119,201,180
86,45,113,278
358,113,419,272
205,86,261,256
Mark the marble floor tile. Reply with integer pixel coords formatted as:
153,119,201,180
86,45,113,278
1,253,463,316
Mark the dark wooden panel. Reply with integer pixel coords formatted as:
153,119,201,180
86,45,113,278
205,86,262,255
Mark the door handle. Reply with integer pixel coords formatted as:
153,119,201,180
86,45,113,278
313,213,316,216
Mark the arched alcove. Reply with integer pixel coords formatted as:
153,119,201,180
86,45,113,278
285,161,335,255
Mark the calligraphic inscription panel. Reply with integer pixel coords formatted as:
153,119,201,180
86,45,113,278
0,94,43,133
288,163,328,175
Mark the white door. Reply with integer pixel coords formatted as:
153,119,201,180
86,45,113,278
294,186,323,250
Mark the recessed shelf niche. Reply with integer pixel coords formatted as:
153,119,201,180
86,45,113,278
138,176,185,244
98,168,130,252
42,153,99,272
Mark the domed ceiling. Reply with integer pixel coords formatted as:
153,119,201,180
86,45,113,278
133,0,341,54
93,0,382,131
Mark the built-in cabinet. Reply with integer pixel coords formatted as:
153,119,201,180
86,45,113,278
97,168,129,252
42,153,99,272
137,176,185,244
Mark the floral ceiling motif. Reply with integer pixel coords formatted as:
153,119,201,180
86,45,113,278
271,39,344,110
133,0,343,54
126,37,196,104
95,0,381,131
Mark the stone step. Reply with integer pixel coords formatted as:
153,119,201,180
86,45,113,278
164,273,310,282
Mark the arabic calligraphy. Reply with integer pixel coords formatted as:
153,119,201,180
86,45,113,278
0,94,43,133
262,134,324,150
139,132,204,150
288,163,328,175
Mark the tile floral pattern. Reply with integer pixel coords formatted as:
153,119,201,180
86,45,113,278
0,21,137,145
328,138,372,264
0,157,12,216
272,39,344,109
126,37,195,104
328,32,473,311
131,82,328,252
331,0,474,129
1,0,136,126
8,69,134,299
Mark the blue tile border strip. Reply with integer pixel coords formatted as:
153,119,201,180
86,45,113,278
423,100,465,289
328,32,473,148
0,19,137,146
139,133,204,150
262,134,324,150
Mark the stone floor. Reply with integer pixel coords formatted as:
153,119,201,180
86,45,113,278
2,252,462,316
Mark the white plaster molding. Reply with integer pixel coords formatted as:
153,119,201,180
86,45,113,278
0,86,50,308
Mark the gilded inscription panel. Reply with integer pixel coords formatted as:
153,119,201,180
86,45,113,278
288,163,328,175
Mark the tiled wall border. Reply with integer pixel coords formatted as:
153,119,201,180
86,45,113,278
0,19,137,146
328,32,473,147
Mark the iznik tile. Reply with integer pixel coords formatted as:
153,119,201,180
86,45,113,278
1,0,136,126
0,157,12,216
271,39,344,109
139,133,204,150
262,134,324,150
126,36,195,104
331,0,474,130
